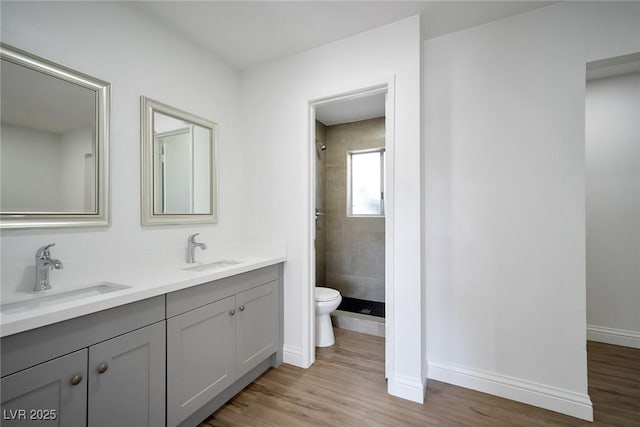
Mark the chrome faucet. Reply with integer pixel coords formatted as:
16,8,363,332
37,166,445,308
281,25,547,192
34,243,63,291
187,233,207,264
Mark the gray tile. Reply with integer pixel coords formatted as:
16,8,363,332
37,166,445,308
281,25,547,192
318,117,386,303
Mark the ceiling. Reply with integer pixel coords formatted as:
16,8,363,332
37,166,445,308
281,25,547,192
137,1,555,70
1,60,95,133
316,92,385,126
586,52,640,81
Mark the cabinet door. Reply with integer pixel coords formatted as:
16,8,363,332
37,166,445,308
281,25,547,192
88,321,166,427
0,349,87,427
167,296,236,427
236,281,278,378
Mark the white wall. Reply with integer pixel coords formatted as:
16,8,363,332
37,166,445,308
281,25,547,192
241,16,425,401
424,2,640,420
1,125,94,212
0,124,62,211
193,125,211,214
0,2,244,293
586,72,640,348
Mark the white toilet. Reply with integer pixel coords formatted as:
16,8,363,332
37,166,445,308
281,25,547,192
314,287,342,347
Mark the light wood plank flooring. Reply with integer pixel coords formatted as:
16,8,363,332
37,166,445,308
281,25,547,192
200,328,640,426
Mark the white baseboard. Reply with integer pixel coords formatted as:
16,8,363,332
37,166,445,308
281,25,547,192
283,345,305,367
587,325,640,349
428,361,593,421
388,374,426,404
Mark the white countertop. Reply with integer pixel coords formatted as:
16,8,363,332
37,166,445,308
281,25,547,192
0,255,286,338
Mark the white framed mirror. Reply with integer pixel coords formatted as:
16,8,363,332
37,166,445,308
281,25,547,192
0,43,110,229
140,96,218,225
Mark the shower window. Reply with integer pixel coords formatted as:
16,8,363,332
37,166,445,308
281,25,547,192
347,147,385,217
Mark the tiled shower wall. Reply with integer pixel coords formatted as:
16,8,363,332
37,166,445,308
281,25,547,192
315,121,327,287
324,117,385,302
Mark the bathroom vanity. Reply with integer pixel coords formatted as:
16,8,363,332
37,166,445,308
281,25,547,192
0,42,285,427
0,261,284,427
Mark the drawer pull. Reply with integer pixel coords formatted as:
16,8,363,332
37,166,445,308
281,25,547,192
97,363,109,374
70,374,83,386
229,309,236,316
239,305,245,312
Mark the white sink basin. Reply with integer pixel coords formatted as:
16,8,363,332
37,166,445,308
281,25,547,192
182,259,242,272
0,282,130,315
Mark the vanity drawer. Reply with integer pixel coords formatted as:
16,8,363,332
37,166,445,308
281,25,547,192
166,265,278,317
1,295,165,377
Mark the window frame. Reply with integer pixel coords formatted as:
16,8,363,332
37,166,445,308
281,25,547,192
346,147,385,218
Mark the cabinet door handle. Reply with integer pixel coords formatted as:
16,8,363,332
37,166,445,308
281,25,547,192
239,305,245,312
229,309,235,316
97,363,109,374
70,374,83,386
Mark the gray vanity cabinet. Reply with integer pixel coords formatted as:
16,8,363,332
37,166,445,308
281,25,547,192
88,321,166,427
0,321,165,427
0,296,166,427
235,281,278,378
0,349,87,427
166,296,236,427
166,265,282,427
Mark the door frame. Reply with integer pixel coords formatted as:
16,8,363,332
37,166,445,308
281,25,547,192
305,78,396,377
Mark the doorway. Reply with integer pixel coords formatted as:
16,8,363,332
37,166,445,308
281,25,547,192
584,52,640,420
308,84,394,377
585,52,640,350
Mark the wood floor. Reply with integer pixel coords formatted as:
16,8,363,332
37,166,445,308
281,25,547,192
200,329,640,426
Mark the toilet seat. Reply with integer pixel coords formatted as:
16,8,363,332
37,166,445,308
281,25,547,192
314,287,340,302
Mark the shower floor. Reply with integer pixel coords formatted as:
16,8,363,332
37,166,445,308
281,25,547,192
337,296,385,318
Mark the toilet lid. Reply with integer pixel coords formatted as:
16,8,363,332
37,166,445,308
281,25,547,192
314,287,340,302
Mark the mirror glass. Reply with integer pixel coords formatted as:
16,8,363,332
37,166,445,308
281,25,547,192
153,112,212,214
141,97,217,225
0,43,110,228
